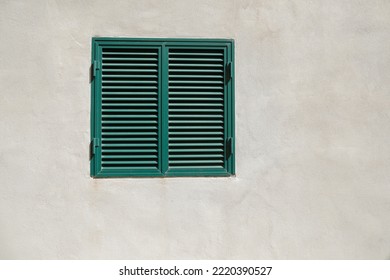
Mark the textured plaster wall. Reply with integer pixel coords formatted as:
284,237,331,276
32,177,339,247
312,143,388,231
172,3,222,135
1,0,390,259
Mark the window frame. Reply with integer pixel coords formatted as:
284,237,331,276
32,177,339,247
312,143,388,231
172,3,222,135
90,38,235,177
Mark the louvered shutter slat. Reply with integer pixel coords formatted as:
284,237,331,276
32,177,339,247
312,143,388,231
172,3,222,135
100,48,159,172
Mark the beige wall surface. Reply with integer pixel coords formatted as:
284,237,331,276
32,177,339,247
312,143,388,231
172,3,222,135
1,0,390,259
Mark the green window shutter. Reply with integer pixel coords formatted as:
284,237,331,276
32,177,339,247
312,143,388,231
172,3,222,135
166,47,228,176
91,38,234,177
91,45,163,177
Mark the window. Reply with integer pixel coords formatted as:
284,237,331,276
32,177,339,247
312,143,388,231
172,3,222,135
90,38,234,177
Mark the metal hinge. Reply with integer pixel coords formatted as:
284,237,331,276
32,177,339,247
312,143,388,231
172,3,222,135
225,62,232,83
90,60,100,82
89,138,100,159
226,137,233,159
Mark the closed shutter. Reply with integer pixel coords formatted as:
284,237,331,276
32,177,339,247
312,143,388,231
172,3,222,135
94,46,162,176
167,48,226,175
91,38,234,177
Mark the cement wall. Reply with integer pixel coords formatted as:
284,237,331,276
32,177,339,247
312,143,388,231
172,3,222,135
1,0,390,259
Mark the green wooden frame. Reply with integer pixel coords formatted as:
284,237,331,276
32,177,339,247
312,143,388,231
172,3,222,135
90,38,235,177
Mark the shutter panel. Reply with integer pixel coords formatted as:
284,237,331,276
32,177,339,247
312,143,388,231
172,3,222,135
98,47,161,176
167,48,227,174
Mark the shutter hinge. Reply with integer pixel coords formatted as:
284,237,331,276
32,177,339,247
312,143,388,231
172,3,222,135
90,60,100,82
226,137,233,159
89,138,100,160
225,62,232,83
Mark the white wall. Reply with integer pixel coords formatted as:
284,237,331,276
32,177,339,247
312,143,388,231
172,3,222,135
1,0,390,259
